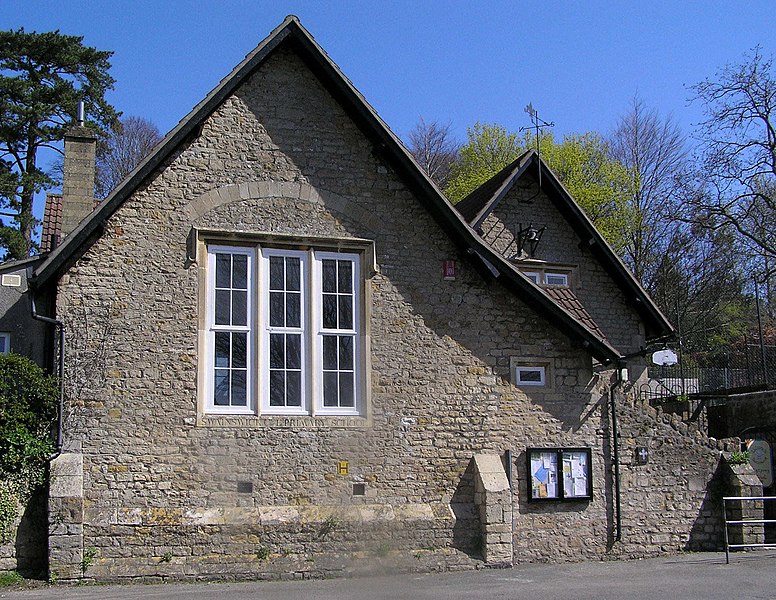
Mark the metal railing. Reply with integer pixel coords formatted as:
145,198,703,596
723,495,776,563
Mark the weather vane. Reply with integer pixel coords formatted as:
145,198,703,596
520,103,554,190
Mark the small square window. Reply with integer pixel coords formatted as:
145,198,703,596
516,366,545,386
545,273,569,286
523,271,541,284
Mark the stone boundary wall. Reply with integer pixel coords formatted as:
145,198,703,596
714,389,776,439
607,391,735,557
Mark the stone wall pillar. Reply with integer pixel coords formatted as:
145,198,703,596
48,453,84,580
722,455,764,548
472,454,513,567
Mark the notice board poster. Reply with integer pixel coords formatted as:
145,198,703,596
528,448,592,502
530,450,559,499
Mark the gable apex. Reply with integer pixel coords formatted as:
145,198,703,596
29,17,632,364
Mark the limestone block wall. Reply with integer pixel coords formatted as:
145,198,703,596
480,186,646,360
50,44,729,580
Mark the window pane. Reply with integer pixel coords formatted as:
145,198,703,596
323,372,338,407
286,257,300,291
214,370,230,405
233,254,248,289
216,253,231,288
286,334,301,370
269,371,285,406
339,372,354,407
214,332,230,368
269,256,284,290
322,260,336,293
338,296,352,330
323,335,337,370
322,294,337,329
232,371,247,406
232,332,247,368
339,336,353,370
338,260,352,293
215,290,230,325
269,334,284,369
286,371,301,406
270,291,285,327
232,290,247,326
286,292,301,328
520,369,543,383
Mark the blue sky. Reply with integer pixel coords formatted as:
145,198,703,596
3,0,775,223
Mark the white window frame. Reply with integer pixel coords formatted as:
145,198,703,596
260,249,310,416
204,243,363,417
0,332,10,354
523,271,541,284
312,251,361,416
516,366,546,387
205,246,256,414
544,272,569,287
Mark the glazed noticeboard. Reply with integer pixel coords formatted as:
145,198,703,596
528,447,593,502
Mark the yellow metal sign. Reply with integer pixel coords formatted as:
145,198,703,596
337,460,349,476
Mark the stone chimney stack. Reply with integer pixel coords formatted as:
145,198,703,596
61,102,97,237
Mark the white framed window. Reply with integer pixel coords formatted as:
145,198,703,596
523,271,541,284
516,366,546,386
314,251,360,415
261,249,308,415
0,333,10,354
205,244,362,416
206,246,255,413
544,272,569,287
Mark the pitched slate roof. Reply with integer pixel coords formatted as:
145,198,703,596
30,15,633,364
453,151,674,341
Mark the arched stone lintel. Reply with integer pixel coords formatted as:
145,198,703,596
184,181,334,221
183,181,379,233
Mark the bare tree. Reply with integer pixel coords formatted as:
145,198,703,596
689,47,776,285
407,117,459,189
95,115,162,198
609,96,688,290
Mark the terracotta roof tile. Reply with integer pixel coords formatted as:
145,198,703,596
543,286,607,341
40,194,63,253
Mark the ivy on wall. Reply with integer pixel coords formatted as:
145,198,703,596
0,354,58,541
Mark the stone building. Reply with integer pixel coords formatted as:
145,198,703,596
24,16,734,580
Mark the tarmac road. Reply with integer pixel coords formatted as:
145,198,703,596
2,550,775,600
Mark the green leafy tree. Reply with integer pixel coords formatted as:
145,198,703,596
0,28,118,261
445,122,522,202
446,122,633,251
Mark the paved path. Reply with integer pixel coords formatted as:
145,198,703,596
2,551,775,600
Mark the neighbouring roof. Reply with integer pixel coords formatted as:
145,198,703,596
29,15,644,364
453,151,674,342
0,254,44,274
40,193,63,254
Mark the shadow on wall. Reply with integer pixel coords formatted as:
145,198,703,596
14,486,48,579
686,459,725,551
450,460,481,558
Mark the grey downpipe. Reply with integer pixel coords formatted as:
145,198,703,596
30,294,65,455
610,365,624,542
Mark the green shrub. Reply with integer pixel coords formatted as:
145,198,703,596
0,353,58,478
0,353,58,541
